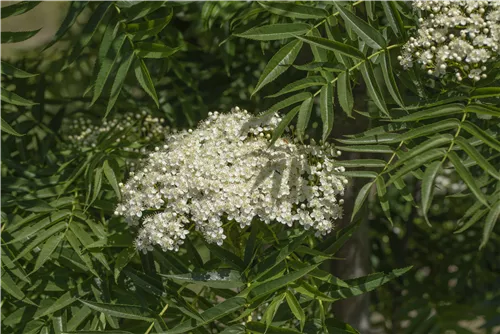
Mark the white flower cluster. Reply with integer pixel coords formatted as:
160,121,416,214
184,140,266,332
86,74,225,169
64,111,171,148
399,1,500,81
115,107,348,253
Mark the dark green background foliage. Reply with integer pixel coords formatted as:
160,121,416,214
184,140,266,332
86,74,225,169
1,1,499,334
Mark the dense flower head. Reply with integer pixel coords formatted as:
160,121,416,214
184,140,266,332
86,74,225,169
115,107,348,253
399,1,500,82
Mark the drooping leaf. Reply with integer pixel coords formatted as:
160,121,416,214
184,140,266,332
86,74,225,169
1,118,24,136
480,200,500,249
455,208,488,234
114,246,136,282
1,1,41,18
126,8,173,41
421,161,442,226
245,322,301,334
252,39,303,96
376,176,393,225
455,136,500,180
338,70,353,117
43,1,89,50
285,291,305,331
1,271,35,305
381,1,405,38
1,29,41,44
105,48,135,117
234,23,311,41
103,159,121,199
351,181,374,221
121,1,166,21
320,82,334,142
380,52,405,107
387,148,445,185
360,61,389,117
264,293,286,328
261,92,311,118
392,103,464,122
134,58,159,107
268,76,326,98
294,35,365,60
258,1,327,19
270,104,302,146
334,3,387,50
462,121,500,152
296,96,313,142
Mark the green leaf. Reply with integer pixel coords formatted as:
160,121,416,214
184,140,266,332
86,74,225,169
1,118,24,136
360,61,389,117
206,244,245,271
234,23,311,41
471,87,500,99
13,222,66,261
462,121,500,152
252,39,303,96
336,145,392,153
43,2,89,50
35,291,79,319
246,322,301,334
447,151,489,207
480,200,500,249
270,104,302,146
65,2,112,69
294,62,346,72
103,160,121,199
162,270,245,289
1,1,41,18
249,264,318,302
134,58,159,107
91,34,127,105
121,1,166,21
79,300,155,322
8,210,70,241
351,181,374,221
285,291,305,331
114,246,136,282
386,134,453,173
126,9,173,40
342,170,378,178
392,103,464,122
376,176,393,225
261,91,311,117
296,96,313,142
1,29,40,43
1,61,37,78
455,136,500,180
320,82,334,142
166,297,246,334
398,118,459,143
327,266,412,299
380,52,404,107
264,293,286,328
455,208,488,234
1,271,35,305
33,233,64,272
66,306,92,332
294,35,365,60
268,76,326,98
465,103,500,118
135,42,179,58
334,3,387,50
258,2,327,19
336,159,386,168
338,70,353,117
421,161,442,226
388,149,445,185
1,89,37,106
381,1,405,38
90,167,103,205
106,48,135,116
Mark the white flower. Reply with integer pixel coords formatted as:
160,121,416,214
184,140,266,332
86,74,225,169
399,1,499,82
115,107,347,253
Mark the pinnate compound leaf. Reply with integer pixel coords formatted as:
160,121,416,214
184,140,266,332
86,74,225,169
334,3,387,50
294,35,365,60
258,1,327,19
320,83,334,142
447,151,489,207
252,39,303,96
480,201,500,249
43,1,89,51
234,23,310,41
387,148,445,185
